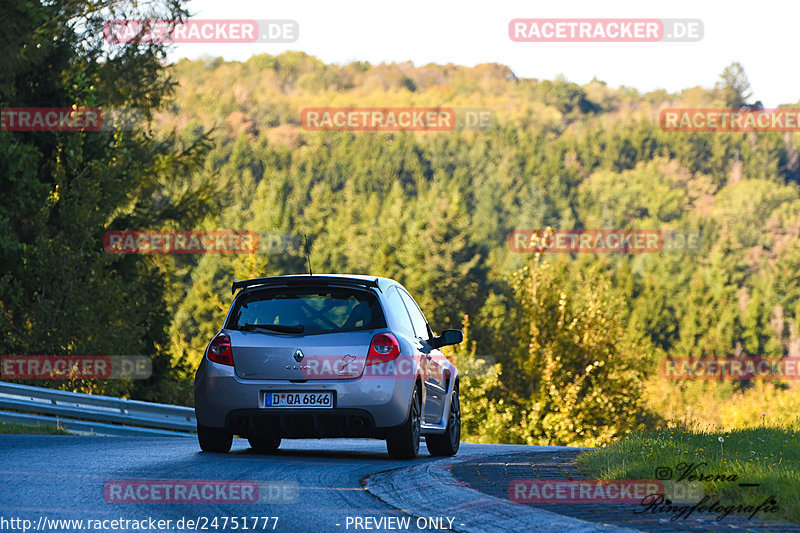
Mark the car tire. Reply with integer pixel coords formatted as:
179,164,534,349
386,385,421,459
197,424,233,453
425,385,461,457
248,436,281,453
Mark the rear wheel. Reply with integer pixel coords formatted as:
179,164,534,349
386,385,421,459
248,436,281,453
197,424,232,453
425,385,461,457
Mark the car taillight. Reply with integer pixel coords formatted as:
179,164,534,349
366,332,400,366
207,333,233,366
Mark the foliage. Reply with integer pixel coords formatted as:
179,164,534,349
0,0,210,404
4,17,800,445
0,421,73,435
442,315,515,443
506,252,651,446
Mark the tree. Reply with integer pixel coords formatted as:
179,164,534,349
505,250,650,446
0,0,211,403
714,62,754,109
441,315,516,443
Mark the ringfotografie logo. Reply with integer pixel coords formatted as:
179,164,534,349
640,462,780,520
635,494,780,521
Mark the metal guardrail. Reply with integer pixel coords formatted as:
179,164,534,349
0,381,196,437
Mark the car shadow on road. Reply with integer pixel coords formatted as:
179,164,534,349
227,448,439,463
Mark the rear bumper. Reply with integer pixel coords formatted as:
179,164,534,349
194,357,416,433
224,408,385,439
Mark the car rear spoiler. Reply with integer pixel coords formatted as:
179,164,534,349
232,276,381,295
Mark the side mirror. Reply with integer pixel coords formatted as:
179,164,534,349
432,329,463,348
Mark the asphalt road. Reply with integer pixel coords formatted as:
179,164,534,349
0,435,561,533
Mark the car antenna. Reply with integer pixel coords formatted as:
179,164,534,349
304,233,312,275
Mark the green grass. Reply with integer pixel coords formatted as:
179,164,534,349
576,427,800,524
0,421,73,435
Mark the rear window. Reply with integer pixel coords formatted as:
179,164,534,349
226,287,386,335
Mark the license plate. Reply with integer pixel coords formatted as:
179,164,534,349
264,391,333,408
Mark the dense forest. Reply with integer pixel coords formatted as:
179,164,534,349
3,2,800,446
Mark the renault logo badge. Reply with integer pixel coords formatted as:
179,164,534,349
293,349,304,362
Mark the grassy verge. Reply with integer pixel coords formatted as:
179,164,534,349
576,427,800,524
0,421,73,435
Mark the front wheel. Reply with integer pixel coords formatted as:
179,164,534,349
425,385,460,457
386,385,421,459
197,424,233,453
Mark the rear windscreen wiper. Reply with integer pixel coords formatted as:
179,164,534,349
239,323,304,334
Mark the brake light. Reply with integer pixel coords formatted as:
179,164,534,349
366,332,400,366
207,333,233,366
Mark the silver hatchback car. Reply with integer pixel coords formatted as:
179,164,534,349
194,274,463,459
